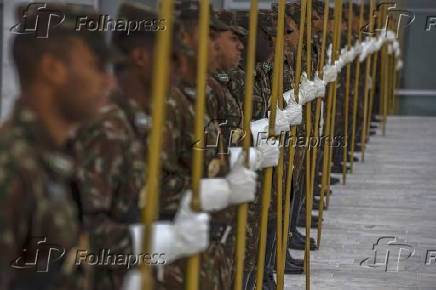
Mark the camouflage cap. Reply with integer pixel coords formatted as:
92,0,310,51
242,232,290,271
14,3,114,65
215,10,248,37
258,11,277,37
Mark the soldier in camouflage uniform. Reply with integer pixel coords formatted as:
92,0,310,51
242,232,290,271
156,3,251,290
0,4,111,290
73,3,208,290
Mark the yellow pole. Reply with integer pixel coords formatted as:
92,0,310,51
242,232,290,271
233,1,259,290
255,0,285,288
304,1,314,290
342,0,353,185
366,7,382,141
276,57,286,290
314,0,330,247
360,0,376,162
141,1,174,290
349,0,365,172
320,0,339,240
381,32,388,136
185,1,209,289
325,0,342,210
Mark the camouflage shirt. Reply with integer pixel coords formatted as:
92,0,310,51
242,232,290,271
0,101,87,290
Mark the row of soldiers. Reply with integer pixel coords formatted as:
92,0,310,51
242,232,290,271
0,0,397,290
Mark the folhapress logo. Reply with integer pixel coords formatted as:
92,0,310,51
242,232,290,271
10,237,66,272
10,3,65,38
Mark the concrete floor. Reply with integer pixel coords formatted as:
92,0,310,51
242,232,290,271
285,117,436,290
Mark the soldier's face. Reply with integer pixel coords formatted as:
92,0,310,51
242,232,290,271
285,18,299,49
56,39,111,122
313,11,323,32
214,30,243,70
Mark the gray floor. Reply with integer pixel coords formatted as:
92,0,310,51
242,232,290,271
285,117,436,290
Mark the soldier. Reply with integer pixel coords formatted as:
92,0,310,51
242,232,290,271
0,4,111,290
156,3,258,290
73,3,210,290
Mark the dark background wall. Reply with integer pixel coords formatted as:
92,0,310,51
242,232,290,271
398,0,436,115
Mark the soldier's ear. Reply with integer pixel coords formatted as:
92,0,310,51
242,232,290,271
39,53,68,86
130,47,149,68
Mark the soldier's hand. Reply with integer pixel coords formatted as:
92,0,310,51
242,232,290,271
226,152,257,205
256,139,280,168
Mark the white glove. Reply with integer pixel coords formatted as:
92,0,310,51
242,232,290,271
359,38,371,62
393,40,401,57
229,147,260,170
283,89,292,103
385,30,396,41
256,139,280,168
396,59,404,71
313,73,326,98
387,43,394,55
121,270,142,290
284,103,303,125
353,41,362,56
226,153,257,205
323,64,338,83
199,179,231,211
272,108,292,135
250,118,269,145
298,72,318,104
129,199,210,264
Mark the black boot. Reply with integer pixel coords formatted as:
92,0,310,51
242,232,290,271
330,177,340,185
293,229,317,248
262,268,276,290
289,232,318,250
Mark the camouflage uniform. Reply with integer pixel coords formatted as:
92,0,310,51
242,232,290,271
156,80,234,290
0,102,88,290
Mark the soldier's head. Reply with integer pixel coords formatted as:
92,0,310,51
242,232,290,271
236,12,272,63
177,1,221,73
214,10,245,71
112,3,159,89
312,1,324,33
284,3,300,50
12,4,111,123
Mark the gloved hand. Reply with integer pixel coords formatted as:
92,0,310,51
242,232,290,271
313,73,326,98
272,108,292,135
395,59,403,71
323,64,338,83
285,103,303,125
298,72,318,104
129,196,210,264
229,147,260,170
226,153,257,205
199,179,231,211
250,118,269,145
256,139,280,168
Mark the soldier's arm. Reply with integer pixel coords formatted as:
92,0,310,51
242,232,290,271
74,116,138,255
0,160,33,287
